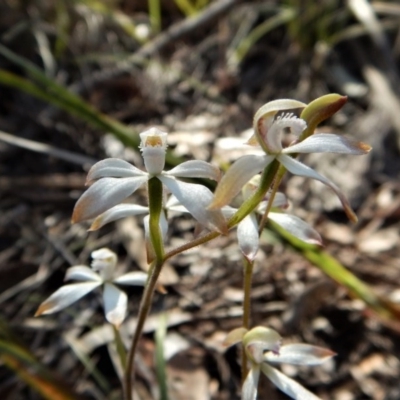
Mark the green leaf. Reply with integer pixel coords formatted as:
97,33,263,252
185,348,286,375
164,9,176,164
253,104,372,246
0,319,85,400
271,221,400,323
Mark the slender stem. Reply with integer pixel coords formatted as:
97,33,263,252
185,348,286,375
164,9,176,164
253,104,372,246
164,231,219,261
124,259,163,400
148,177,165,260
241,257,254,381
124,177,164,400
258,166,285,234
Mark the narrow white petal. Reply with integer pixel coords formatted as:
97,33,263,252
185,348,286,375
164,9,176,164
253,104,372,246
209,155,274,209
264,344,336,366
165,160,221,181
272,192,289,209
237,214,260,261
159,210,168,240
89,204,149,230
86,158,147,184
65,266,102,282
143,215,155,263
72,176,149,223
221,205,236,218
277,155,357,222
165,195,188,214
103,283,127,327
34,282,101,316
242,366,260,400
282,134,371,155
261,364,322,400
159,175,227,233
113,271,148,286
268,213,322,245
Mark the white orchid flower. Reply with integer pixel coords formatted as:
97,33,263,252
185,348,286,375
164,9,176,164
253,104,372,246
225,326,336,400
34,248,149,328
72,127,226,233
222,179,322,261
210,99,371,222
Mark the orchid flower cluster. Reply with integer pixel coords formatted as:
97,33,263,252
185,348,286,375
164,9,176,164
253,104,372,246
35,95,371,400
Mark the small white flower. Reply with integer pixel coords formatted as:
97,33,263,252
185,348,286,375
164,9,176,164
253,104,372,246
210,99,371,222
224,326,336,400
72,127,226,233
34,248,148,328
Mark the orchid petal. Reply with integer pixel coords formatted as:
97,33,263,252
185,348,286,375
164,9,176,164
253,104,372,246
165,195,188,213
159,176,227,233
113,271,148,286
263,115,307,154
282,134,372,155
103,283,127,328
277,154,358,222
139,128,168,175
237,213,260,261
223,327,248,347
143,215,155,263
253,99,307,131
72,176,149,223
264,344,336,366
143,212,168,263
86,158,147,184
268,213,322,245
65,266,102,282
271,192,289,209
243,327,282,364
261,364,322,400
165,160,221,181
253,100,307,152
242,366,260,400
89,204,149,231
209,155,274,209
220,205,236,218
34,282,101,316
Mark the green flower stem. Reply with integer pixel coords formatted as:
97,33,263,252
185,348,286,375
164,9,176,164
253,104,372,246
258,165,285,234
228,161,280,228
124,177,165,400
148,177,165,261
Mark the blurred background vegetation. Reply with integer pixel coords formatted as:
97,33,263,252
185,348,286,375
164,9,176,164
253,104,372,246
1,0,400,399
